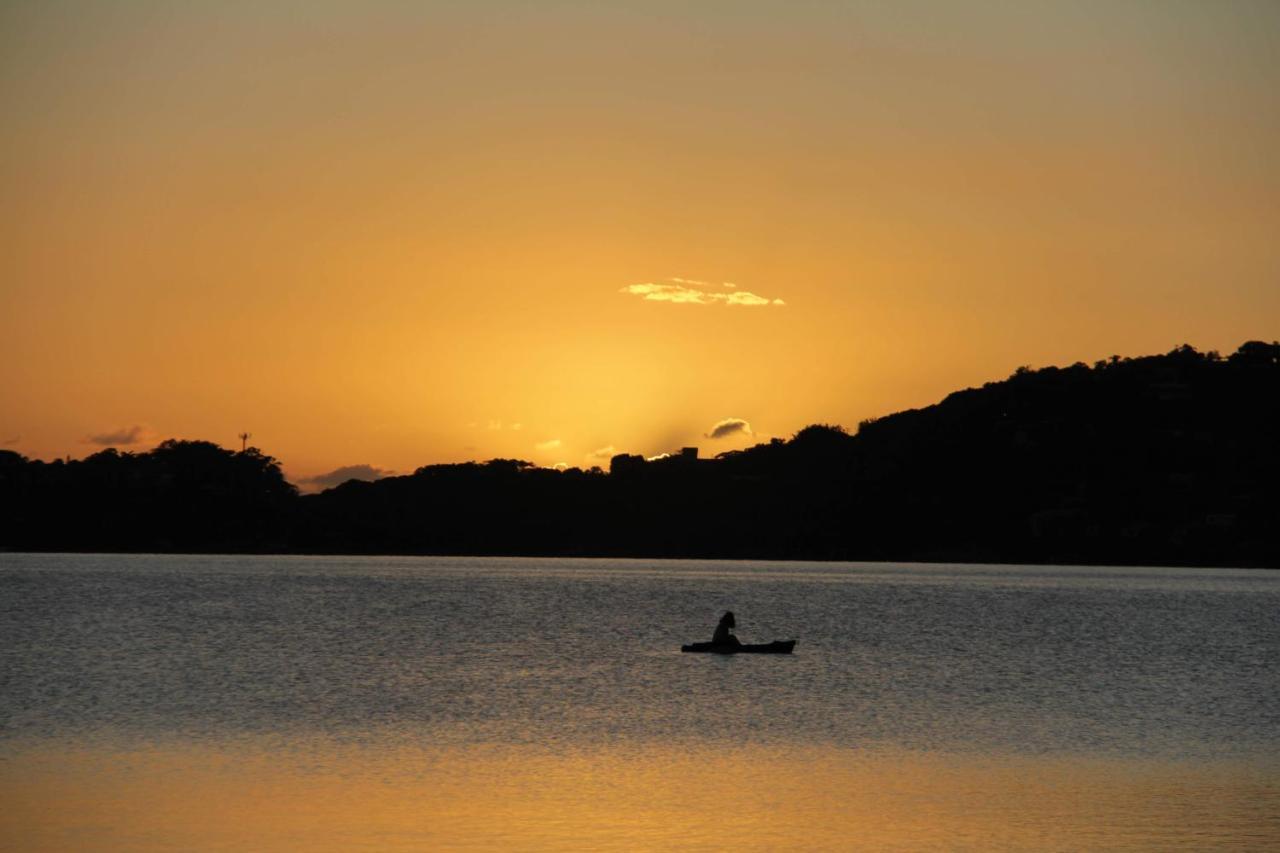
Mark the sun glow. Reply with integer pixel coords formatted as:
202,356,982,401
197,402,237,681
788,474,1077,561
2,2,1277,482
4,741,1275,851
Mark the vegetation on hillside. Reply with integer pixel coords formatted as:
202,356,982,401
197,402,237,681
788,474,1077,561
2,341,1276,566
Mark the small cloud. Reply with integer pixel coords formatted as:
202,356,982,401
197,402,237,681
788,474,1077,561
487,420,503,431
299,464,395,491
535,438,562,451
705,418,753,440
619,280,785,307
724,291,771,306
509,423,523,431
646,452,671,462
722,281,737,288
586,445,618,463
2,436,18,446
670,277,710,286
83,424,153,447
620,283,707,304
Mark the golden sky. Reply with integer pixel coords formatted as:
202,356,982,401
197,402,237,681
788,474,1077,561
3,1,1278,483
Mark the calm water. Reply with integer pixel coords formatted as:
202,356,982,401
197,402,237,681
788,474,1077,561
2,554,1278,850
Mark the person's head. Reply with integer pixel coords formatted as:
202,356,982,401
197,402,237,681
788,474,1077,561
720,611,736,628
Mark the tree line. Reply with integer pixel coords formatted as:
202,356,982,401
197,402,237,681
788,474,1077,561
2,341,1276,566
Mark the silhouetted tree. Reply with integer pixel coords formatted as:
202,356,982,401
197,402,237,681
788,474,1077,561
2,341,1276,566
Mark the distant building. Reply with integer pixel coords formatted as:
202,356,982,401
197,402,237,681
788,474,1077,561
609,446,711,477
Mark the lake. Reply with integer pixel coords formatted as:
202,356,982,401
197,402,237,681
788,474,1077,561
2,554,1277,850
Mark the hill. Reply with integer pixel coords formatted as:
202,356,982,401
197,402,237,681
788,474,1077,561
2,341,1276,566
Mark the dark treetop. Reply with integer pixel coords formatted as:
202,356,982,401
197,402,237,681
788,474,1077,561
2,341,1277,566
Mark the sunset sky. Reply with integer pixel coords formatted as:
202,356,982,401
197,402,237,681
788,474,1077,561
3,1,1278,485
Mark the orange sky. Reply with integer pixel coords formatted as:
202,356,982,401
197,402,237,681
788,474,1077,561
3,2,1278,484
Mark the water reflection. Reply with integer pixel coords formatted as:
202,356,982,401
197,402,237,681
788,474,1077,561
4,740,1277,851
5,555,1279,849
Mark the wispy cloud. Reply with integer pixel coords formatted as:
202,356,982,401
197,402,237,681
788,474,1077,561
299,464,395,492
2,436,19,446
619,279,785,307
535,438,562,451
586,445,618,463
706,418,753,440
83,424,153,447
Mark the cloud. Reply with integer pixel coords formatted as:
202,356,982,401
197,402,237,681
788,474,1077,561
723,291,772,306
2,436,18,446
586,445,618,463
705,418,753,440
83,425,153,447
619,279,785,307
535,438,562,451
299,464,395,491
620,283,707,304
646,453,671,462
482,420,523,431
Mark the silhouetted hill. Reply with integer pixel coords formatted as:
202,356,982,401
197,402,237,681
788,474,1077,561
0,440,296,552
2,342,1276,566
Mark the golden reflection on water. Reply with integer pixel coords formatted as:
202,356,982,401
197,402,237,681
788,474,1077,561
3,742,1277,851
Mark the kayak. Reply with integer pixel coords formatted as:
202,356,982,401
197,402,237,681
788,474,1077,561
681,640,796,654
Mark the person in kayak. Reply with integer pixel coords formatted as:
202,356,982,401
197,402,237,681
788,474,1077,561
712,611,743,647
